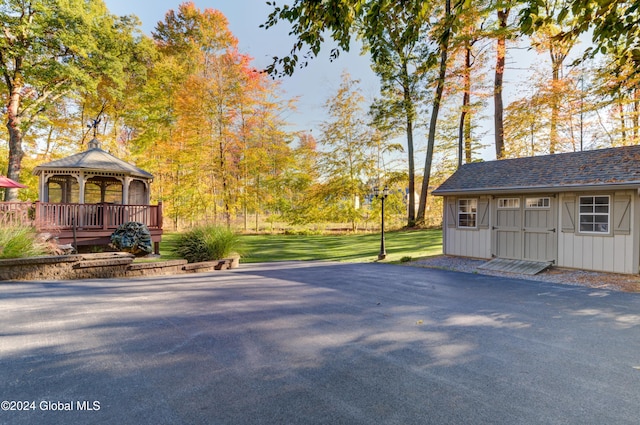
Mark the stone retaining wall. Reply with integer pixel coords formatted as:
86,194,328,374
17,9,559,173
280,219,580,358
0,255,80,281
0,253,240,281
125,260,189,277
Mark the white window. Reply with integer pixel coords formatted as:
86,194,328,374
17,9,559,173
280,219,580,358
526,197,550,208
498,198,520,209
579,196,610,233
458,199,477,228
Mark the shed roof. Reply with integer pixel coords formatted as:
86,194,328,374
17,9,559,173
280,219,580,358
33,139,153,180
433,145,640,195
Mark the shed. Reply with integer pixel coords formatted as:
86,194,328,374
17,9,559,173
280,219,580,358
432,145,640,274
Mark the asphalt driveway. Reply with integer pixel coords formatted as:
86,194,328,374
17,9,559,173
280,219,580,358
1,261,639,425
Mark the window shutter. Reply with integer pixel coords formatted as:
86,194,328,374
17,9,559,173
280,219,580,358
561,196,575,233
614,195,631,235
446,199,456,228
477,198,490,229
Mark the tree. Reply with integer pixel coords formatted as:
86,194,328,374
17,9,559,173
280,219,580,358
239,77,294,232
127,49,188,228
364,0,430,227
0,0,141,200
520,0,640,90
517,0,640,151
492,1,517,159
127,2,296,229
590,53,640,147
528,0,579,154
450,0,491,166
132,3,236,228
504,86,548,157
155,3,242,227
416,0,455,224
261,0,361,78
263,1,447,227
317,72,376,231
278,132,320,226
263,1,477,226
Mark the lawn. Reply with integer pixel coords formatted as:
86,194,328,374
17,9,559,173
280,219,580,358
160,229,442,263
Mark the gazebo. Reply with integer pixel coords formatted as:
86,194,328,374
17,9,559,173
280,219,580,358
31,138,163,253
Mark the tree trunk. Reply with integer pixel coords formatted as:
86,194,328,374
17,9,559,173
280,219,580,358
352,193,357,232
633,88,639,143
464,104,472,162
255,174,260,232
494,8,509,160
619,98,627,144
458,103,466,168
417,0,451,224
5,83,24,201
549,74,559,153
220,140,231,229
459,43,472,166
406,118,416,226
403,63,416,226
549,49,565,154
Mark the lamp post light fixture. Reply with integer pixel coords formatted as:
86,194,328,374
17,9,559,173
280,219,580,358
373,185,389,260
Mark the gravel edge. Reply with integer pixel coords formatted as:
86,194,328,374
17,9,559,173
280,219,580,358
405,255,640,293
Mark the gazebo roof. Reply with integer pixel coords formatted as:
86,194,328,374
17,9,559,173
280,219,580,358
33,139,153,180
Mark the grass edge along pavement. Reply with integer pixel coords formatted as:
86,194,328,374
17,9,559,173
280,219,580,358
159,229,443,264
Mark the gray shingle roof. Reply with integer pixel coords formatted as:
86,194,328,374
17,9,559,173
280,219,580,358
433,145,640,195
34,141,153,179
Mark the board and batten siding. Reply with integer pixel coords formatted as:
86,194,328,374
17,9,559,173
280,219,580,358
443,196,492,259
557,191,639,274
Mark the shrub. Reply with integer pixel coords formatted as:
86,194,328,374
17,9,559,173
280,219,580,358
176,225,240,263
0,226,49,259
283,228,323,236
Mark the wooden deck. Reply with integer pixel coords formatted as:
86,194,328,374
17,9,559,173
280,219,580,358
0,202,163,253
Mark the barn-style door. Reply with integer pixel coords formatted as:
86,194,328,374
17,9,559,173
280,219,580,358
493,195,557,263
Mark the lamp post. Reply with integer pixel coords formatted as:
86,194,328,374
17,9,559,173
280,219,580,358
373,186,389,260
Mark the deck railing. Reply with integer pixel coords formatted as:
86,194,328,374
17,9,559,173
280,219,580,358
0,202,33,227
0,202,163,231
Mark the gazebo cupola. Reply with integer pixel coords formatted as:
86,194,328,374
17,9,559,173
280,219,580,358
33,138,153,205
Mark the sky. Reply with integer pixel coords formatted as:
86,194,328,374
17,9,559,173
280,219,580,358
103,0,381,137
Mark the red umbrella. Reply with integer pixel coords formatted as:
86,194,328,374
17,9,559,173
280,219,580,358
0,176,27,189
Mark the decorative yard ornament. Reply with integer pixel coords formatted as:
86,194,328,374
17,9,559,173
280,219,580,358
88,118,102,138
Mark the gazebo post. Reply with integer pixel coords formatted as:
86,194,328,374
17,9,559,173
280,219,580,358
158,201,163,229
34,201,41,231
78,172,86,204
123,177,131,204
102,203,108,230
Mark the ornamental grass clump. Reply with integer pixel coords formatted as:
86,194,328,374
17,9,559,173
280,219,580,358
176,225,240,263
0,226,49,259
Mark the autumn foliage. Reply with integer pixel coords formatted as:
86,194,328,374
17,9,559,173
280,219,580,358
130,3,295,230
3,1,640,231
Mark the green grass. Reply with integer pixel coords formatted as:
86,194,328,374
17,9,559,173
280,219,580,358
157,232,182,261
160,229,442,263
239,229,442,263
